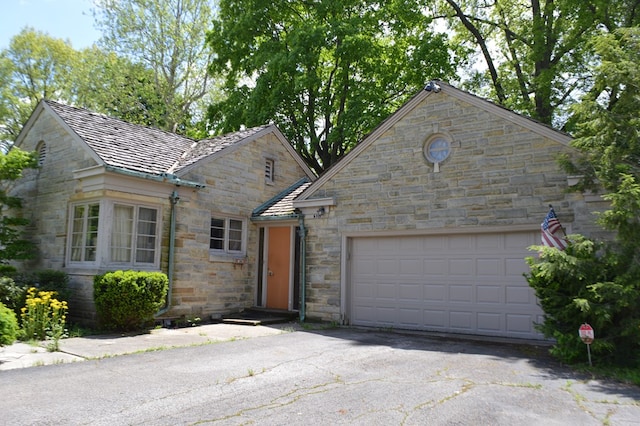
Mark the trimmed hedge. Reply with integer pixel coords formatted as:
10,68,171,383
0,302,18,346
94,271,168,331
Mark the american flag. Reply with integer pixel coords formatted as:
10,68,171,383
541,207,567,250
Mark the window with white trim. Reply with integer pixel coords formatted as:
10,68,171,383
70,203,100,262
68,200,160,267
210,216,246,254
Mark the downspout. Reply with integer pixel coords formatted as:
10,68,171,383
297,213,307,322
157,190,180,317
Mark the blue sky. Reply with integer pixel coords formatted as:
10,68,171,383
1,0,100,50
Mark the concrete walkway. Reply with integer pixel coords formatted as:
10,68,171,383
0,322,300,371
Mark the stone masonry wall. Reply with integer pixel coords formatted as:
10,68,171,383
301,91,606,323
168,133,310,319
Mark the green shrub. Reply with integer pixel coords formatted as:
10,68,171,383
13,270,70,301
94,270,168,331
0,276,27,318
0,301,19,345
526,235,640,367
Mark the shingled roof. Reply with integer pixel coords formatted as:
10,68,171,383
44,100,272,176
252,178,312,219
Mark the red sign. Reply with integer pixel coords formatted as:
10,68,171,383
579,323,594,344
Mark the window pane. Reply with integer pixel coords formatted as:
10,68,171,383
111,205,133,262
210,218,224,250
70,203,100,262
135,207,157,264
228,219,243,251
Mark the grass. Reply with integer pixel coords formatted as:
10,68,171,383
573,364,640,387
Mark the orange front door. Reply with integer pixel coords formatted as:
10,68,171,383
266,227,291,309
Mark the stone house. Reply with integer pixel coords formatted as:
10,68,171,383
13,81,605,340
13,100,315,323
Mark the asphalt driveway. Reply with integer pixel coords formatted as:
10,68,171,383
1,327,639,425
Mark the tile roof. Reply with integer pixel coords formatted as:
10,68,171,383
44,100,271,176
252,178,312,219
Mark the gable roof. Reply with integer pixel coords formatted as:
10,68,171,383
16,100,314,180
295,81,573,202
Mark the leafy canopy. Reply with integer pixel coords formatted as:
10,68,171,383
207,0,461,173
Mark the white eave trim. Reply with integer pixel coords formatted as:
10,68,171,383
292,197,336,209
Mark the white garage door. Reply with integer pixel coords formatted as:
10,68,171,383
349,231,545,340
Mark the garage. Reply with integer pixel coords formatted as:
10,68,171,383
348,231,545,340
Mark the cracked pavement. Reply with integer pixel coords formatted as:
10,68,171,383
1,328,639,425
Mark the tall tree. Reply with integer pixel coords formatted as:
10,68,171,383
94,0,217,135
436,0,640,127
525,28,640,367
73,48,171,130
0,28,76,147
207,0,460,174
0,29,172,147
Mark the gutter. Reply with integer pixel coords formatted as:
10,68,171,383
297,213,307,322
156,190,180,317
104,165,205,189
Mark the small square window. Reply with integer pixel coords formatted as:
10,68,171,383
210,216,246,254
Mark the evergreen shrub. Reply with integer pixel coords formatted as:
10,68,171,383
94,270,168,331
0,301,19,345
526,235,640,367
0,276,27,318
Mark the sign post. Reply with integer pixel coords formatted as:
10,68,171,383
579,323,594,366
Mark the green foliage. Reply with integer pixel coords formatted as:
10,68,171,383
0,148,37,264
0,276,27,318
207,0,460,174
93,0,217,134
526,236,640,367
20,287,68,349
0,301,19,345
523,26,640,368
0,28,77,146
94,270,168,331
13,269,71,302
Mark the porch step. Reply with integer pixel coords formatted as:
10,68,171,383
221,308,298,326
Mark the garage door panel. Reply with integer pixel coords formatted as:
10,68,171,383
399,283,422,300
477,313,502,332
505,257,530,275
450,285,473,302
477,258,501,275
350,232,545,340
477,285,502,303
449,258,474,274
424,284,446,301
424,258,447,274
449,311,473,330
506,314,536,334
506,286,535,304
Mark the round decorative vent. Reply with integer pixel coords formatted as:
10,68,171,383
423,135,451,172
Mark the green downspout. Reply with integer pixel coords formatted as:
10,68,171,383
157,190,179,317
298,214,306,322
